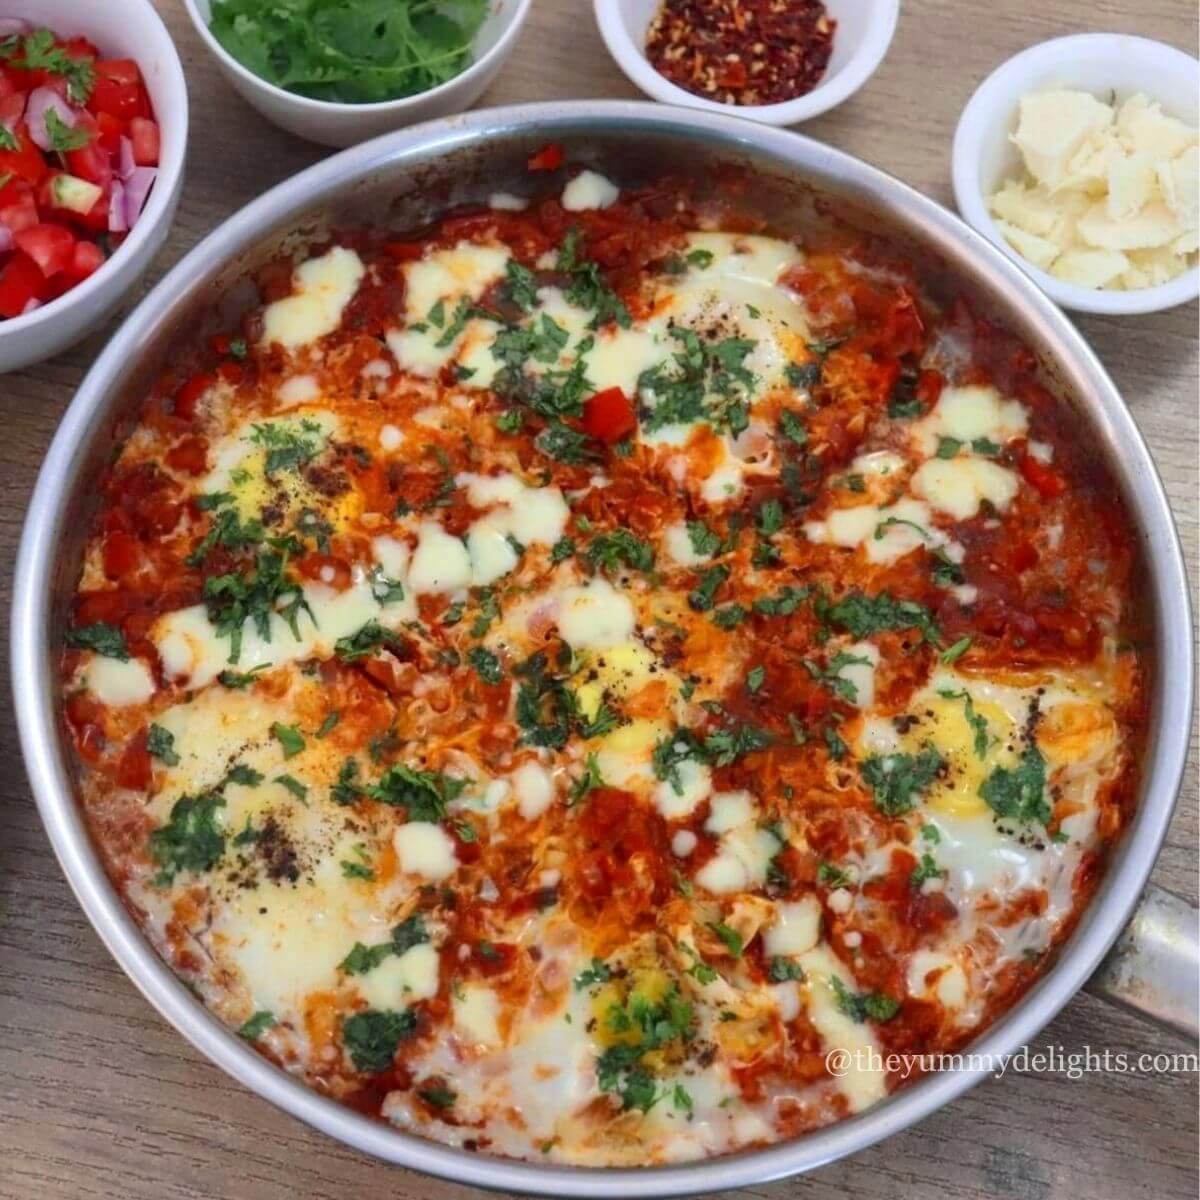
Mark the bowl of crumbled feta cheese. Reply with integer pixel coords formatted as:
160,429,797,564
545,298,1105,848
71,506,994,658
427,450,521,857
953,32,1198,314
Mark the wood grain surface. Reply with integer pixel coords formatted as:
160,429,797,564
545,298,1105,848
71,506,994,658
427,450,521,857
1,2,1196,1198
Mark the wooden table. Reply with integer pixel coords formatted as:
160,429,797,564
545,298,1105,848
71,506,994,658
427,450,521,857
1,2,1196,1198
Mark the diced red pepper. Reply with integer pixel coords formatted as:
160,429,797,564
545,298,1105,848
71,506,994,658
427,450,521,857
581,386,637,443
15,223,76,278
0,251,47,317
527,142,565,172
129,117,159,166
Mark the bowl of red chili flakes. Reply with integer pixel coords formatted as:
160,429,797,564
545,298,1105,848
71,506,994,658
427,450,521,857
0,0,187,373
595,0,898,125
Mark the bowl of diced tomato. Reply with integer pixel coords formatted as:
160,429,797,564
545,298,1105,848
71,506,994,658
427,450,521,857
0,0,186,372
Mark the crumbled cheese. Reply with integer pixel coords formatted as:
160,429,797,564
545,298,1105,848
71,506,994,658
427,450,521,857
989,89,1198,289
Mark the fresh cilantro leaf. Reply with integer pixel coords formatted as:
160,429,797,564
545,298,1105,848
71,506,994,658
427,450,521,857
45,108,89,152
549,535,576,564
937,436,962,459
316,711,340,738
66,622,129,660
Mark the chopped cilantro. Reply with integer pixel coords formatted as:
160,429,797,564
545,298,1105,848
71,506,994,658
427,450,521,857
910,852,945,888
831,976,901,1023
366,764,466,822
688,564,729,612
860,747,945,816
686,520,723,557
467,645,504,685
980,745,1050,827
767,957,805,983
149,792,225,884
585,529,655,574
271,722,305,759
147,724,180,767
573,957,611,989
708,922,744,957
342,1008,417,1073
238,1011,276,1041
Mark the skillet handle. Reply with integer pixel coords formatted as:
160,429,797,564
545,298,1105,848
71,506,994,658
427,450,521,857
1084,883,1199,1042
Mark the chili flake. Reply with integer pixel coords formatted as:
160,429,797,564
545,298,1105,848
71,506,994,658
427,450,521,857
644,0,836,107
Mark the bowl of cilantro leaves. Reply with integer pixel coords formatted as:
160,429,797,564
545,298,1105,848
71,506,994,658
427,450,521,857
183,0,533,148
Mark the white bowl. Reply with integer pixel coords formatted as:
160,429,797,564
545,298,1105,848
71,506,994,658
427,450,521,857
183,0,532,149
953,33,1200,316
0,0,187,374
594,0,898,125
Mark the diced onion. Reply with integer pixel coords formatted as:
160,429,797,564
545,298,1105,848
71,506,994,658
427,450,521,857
0,17,30,36
118,135,136,180
26,86,76,152
0,224,11,253
123,167,156,228
108,180,128,233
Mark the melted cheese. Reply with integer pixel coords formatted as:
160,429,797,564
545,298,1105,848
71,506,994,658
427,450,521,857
393,822,458,881
84,655,155,707
261,247,364,349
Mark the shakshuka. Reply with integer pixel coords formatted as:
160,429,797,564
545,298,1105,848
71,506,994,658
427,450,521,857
61,159,1144,1165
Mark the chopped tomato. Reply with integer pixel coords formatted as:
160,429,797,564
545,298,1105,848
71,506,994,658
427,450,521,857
89,59,144,120
164,434,209,475
129,117,159,166
382,240,426,262
1019,452,1067,499
527,142,565,172
581,386,637,443
15,223,76,277
65,134,112,188
173,372,215,421
0,126,49,185
0,91,25,128
94,110,124,153
0,251,46,316
0,182,38,234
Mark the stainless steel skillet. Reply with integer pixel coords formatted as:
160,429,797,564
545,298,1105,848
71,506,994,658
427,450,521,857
11,100,1196,1198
